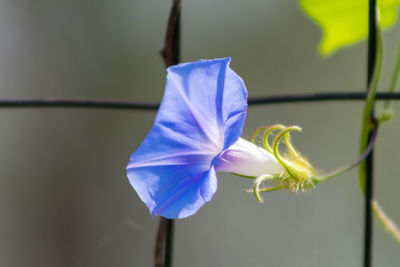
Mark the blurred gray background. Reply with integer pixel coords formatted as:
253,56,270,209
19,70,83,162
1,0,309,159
0,0,399,266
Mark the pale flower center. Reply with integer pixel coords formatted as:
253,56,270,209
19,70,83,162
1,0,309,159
215,137,285,177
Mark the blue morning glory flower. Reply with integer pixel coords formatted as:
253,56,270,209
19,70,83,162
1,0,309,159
127,58,314,219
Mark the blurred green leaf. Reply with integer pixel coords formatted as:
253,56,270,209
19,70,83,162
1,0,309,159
300,0,400,55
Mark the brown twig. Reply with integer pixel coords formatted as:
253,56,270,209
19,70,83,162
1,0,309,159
155,1,181,267
160,0,181,67
154,218,167,267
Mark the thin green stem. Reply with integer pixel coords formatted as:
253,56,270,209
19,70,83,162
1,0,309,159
257,184,287,193
381,36,400,122
373,200,400,244
358,12,400,248
315,120,378,184
359,20,383,194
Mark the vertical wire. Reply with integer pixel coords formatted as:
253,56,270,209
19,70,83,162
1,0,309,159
155,1,181,267
163,219,175,267
364,0,376,266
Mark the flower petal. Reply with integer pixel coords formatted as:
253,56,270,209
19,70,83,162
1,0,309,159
220,67,248,149
127,122,216,218
160,57,248,151
127,58,247,218
128,148,217,218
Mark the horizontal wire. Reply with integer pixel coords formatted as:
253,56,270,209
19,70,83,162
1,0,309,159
248,92,400,104
0,98,160,110
0,92,399,111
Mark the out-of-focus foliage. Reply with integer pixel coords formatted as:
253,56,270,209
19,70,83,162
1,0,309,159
300,0,400,55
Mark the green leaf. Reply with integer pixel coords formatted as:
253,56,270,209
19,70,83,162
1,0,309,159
300,0,400,55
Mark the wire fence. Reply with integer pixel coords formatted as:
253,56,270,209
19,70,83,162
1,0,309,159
363,1,377,267
0,91,400,111
0,1,387,267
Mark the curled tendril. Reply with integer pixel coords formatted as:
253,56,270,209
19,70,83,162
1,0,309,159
249,124,316,197
252,174,274,203
262,125,285,153
247,181,288,203
250,127,269,143
272,126,302,177
250,125,285,152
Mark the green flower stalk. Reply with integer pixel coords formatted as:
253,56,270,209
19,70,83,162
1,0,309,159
358,9,400,245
